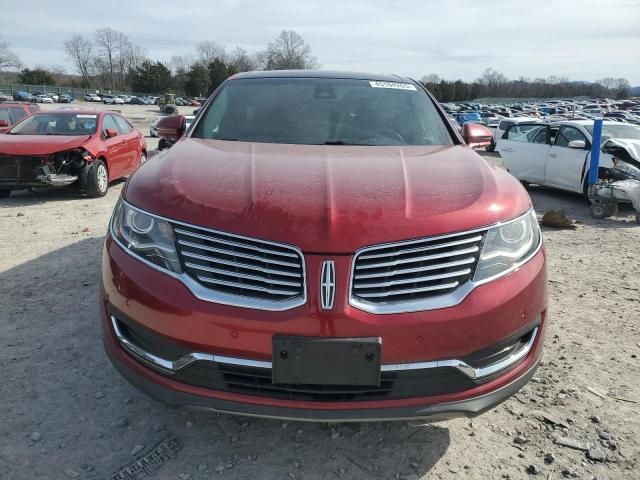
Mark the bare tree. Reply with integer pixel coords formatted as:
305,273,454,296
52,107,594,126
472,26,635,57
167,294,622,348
228,47,255,72
94,28,123,90
421,74,442,84
63,34,93,86
196,41,227,65
0,35,21,70
264,30,317,70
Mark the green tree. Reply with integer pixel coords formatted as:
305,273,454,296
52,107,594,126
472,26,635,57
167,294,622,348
131,60,171,93
208,58,229,92
185,63,210,97
18,68,55,85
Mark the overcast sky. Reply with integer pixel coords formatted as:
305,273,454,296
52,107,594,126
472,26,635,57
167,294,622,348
2,0,639,85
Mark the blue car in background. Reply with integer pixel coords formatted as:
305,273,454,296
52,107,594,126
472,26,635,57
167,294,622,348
453,112,482,125
13,91,36,102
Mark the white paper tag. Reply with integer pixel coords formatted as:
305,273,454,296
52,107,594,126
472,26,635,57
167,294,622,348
77,114,97,118
369,81,416,91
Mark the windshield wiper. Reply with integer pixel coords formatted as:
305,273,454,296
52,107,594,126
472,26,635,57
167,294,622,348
324,140,373,146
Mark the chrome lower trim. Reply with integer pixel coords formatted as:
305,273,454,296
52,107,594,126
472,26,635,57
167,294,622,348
111,315,538,381
349,209,543,314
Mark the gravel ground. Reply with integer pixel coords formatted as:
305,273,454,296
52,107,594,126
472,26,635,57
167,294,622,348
0,141,639,479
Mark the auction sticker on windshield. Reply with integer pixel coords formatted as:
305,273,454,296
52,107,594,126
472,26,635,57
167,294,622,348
369,81,417,91
77,114,97,118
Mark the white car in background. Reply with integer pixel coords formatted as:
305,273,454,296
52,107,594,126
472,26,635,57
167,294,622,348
35,94,54,103
84,93,102,102
496,120,640,194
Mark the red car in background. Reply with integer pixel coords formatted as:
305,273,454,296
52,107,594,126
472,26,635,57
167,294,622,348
0,102,40,132
102,71,547,421
0,110,146,198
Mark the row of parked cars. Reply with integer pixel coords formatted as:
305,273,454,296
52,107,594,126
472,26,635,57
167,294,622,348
2,91,74,103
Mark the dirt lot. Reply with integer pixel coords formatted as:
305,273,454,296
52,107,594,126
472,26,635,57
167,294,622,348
1,138,639,479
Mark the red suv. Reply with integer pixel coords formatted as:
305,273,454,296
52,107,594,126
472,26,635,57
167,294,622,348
102,71,547,421
0,102,40,132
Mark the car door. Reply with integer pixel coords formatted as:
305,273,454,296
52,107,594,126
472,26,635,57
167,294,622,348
544,125,590,193
113,115,140,173
496,123,550,184
101,114,129,179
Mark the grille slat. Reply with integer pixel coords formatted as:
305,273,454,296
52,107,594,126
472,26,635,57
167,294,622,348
181,250,302,278
355,245,480,270
184,262,302,287
174,227,299,259
196,275,300,296
358,234,483,260
354,257,476,280
178,239,300,268
354,268,471,289
351,230,485,307
356,281,460,298
173,224,305,306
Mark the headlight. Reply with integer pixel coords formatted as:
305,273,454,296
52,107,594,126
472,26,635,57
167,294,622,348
111,199,182,274
474,210,540,282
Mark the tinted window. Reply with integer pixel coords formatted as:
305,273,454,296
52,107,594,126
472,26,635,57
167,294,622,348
505,124,547,143
102,115,119,136
0,107,26,124
498,120,513,131
113,115,133,134
555,126,586,147
192,77,453,146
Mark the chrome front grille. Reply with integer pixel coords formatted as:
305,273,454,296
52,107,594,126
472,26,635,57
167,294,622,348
173,224,306,309
350,230,485,313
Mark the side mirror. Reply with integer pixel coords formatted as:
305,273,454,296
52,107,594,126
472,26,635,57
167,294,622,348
0,119,9,128
568,139,586,149
461,122,494,150
105,128,118,138
156,114,186,141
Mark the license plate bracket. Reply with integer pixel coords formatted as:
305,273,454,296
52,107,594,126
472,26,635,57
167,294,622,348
272,336,382,386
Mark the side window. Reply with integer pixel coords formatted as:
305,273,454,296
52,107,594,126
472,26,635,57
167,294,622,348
9,108,27,124
102,115,119,136
505,124,545,143
555,126,586,148
113,115,133,134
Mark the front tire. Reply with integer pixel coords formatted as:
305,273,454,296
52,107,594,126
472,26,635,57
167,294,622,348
590,203,610,219
86,160,109,197
140,151,147,165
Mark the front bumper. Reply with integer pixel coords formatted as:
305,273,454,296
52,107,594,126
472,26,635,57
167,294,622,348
105,324,540,421
102,232,547,420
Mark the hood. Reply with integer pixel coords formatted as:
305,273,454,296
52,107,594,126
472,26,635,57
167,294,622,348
125,139,530,253
603,138,640,165
0,134,91,156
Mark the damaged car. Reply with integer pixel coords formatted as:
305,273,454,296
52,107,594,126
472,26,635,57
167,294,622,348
496,120,640,195
0,110,147,198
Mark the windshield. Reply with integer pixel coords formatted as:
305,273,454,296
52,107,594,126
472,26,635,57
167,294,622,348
9,112,98,136
585,124,640,141
192,77,454,146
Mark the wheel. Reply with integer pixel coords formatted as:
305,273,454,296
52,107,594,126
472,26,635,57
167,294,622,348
635,212,640,224
86,159,109,197
158,138,168,150
140,151,147,165
606,203,618,217
521,180,530,189
0,189,11,198
590,203,610,219
486,139,496,152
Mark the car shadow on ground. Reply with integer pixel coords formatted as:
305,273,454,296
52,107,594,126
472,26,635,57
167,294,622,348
528,185,639,230
0,179,127,208
0,237,451,480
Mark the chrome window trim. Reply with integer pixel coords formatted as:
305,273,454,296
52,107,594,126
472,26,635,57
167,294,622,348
348,210,543,314
109,199,307,311
111,315,538,381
